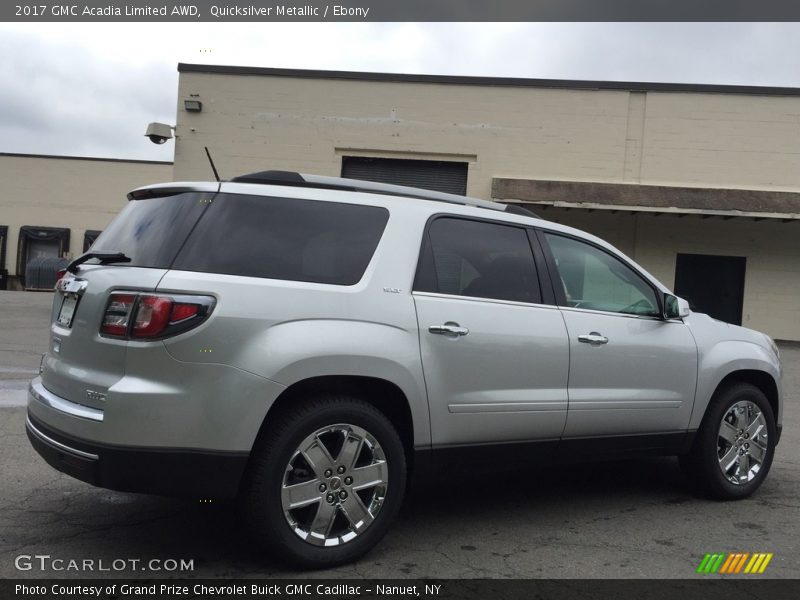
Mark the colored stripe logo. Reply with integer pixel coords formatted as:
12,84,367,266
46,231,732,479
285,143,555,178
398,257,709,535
697,552,773,574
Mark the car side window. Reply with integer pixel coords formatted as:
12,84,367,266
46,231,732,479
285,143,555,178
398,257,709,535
543,232,660,317
415,217,541,304
171,194,389,285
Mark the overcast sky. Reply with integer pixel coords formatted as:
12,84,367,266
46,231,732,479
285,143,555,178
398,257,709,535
2,22,800,162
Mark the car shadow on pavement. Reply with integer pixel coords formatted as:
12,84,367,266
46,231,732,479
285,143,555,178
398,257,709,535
6,456,698,577
186,458,690,566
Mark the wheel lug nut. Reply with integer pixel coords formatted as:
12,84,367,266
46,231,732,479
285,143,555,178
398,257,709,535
339,490,348,500
326,493,335,503
337,465,346,474
344,476,353,485
324,469,333,478
318,483,327,492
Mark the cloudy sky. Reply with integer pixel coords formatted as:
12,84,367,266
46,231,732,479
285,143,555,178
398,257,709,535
2,22,800,162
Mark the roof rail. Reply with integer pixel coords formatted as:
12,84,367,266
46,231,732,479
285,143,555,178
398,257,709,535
229,170,512,213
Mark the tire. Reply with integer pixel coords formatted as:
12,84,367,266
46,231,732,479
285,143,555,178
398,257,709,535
680,382,776,500
241,394,406,568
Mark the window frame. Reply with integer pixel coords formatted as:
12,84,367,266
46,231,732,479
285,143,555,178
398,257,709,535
534,228,665,320
412,213,554,307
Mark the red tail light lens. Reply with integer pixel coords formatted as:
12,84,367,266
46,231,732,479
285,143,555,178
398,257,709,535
170,302,200,323
54,269,67,288
101,293,214,339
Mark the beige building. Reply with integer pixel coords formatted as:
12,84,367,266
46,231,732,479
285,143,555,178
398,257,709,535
4,66,798,341
0,153,171,290
173,63,800,341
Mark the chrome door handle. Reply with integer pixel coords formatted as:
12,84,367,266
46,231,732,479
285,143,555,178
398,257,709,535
577,332,608,345
429,322,469,337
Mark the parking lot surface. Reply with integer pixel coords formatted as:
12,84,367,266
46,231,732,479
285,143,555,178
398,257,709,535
1,290,797,579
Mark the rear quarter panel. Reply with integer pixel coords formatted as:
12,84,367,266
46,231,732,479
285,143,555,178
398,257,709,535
156,203,432,448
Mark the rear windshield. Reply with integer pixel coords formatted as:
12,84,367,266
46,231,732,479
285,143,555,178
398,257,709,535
92,191,390,286
90,192,212,268
172,194,389,285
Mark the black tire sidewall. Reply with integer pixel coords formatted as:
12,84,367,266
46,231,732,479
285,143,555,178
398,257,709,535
246,397,406,568
695,383,776,500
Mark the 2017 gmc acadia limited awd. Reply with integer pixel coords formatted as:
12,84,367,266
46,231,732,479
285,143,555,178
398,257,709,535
27,171,782,567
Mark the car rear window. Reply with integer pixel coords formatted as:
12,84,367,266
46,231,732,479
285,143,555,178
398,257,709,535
171,193,390,285
89,192,212,268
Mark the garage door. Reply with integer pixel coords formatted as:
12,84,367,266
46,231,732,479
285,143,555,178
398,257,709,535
341,156,468,195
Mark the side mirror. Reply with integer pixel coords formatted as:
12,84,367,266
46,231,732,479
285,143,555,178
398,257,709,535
664,293,691,319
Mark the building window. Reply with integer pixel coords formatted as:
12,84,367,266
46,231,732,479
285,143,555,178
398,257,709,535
341,156,468,195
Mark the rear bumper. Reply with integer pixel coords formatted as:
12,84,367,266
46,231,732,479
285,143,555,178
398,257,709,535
26,412,248,498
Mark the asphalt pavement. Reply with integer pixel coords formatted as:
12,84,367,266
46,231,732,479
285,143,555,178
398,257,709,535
1,290,797,579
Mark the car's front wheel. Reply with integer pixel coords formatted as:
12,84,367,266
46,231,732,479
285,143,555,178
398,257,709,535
242,394,406,568
680,382,776,500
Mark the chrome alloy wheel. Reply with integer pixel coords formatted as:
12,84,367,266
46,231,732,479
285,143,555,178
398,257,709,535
717,400,768,485
281,423,388,546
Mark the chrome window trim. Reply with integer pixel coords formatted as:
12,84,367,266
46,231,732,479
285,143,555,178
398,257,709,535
26,416,99,461
557,305,666,322
411,290,559,310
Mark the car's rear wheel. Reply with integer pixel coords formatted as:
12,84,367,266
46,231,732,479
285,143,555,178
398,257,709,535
680,382,776,500
242,394,406,568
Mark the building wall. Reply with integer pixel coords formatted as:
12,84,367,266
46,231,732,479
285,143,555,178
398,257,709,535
174,71,800,194
172,68,800,340
640,93,800,190
0,154,172,283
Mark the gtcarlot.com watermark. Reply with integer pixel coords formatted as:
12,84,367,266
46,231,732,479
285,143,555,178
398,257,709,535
15,554,194,573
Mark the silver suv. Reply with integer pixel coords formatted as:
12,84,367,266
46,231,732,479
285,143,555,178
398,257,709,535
27,171,782,568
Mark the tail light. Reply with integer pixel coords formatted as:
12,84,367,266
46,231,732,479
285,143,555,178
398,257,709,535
101,292,215,339
54,269,67,288
101,293,137,336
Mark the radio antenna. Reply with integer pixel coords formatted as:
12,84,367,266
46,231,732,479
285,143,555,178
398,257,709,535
204,146,221,182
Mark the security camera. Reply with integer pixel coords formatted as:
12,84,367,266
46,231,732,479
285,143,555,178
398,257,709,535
145,122,174,144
